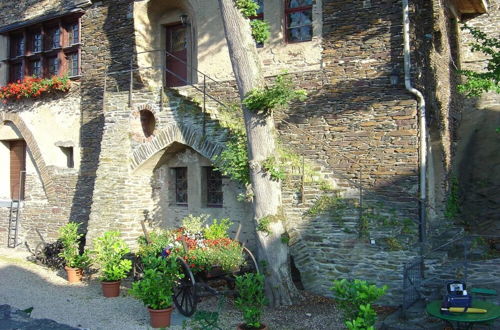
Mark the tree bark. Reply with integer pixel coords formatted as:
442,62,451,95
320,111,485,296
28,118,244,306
217,0,300,306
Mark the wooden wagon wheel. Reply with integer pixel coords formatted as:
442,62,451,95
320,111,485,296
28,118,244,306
240,246,260,274
173,257,197,316
34,242,47,265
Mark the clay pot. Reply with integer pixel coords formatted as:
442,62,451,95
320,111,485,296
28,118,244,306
148,306,173,328
237,323,268,330
101,280,121,298
65,266,83,283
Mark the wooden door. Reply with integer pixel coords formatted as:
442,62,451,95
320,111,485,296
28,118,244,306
10,140,26,200
165,24,188,87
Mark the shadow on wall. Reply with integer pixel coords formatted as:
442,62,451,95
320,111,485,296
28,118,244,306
68,1,140,240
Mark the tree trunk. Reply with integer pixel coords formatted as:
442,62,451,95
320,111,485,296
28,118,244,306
217,0,300,306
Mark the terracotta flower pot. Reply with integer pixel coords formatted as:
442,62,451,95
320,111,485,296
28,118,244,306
148,306,173,328
101,280,121,298
237,323,268,330
65,266,83,283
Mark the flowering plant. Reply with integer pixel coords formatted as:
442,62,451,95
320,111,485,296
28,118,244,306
0,76,70,103
137,215,245,274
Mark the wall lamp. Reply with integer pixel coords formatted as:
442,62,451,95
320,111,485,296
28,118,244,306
180,14,189,26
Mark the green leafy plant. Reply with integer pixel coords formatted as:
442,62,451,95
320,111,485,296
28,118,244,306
58,222,90,269
129,255,182,310
91,231,132,282
182,214,209,238
256,216,271,235
331,279,387,329
137,229,174,259
345,304,377,330
204,218,233,240
458,24,500,97
214,132,250,186
235,273,267,329
243,73,307,115
250,19,270,45
262,156,286,181
235,0,270,44
384,237,403,251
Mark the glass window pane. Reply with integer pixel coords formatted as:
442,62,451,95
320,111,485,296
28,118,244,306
33,33,42,52
288,0,313,9
174,167,188,205
206,167,223,207
255,0,264,15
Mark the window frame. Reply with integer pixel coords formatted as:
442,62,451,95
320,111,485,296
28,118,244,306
173,167,188,206
284,0,314,44
4,14,82,83
204,166,223,208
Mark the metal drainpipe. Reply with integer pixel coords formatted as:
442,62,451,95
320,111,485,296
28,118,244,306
402,0,427,243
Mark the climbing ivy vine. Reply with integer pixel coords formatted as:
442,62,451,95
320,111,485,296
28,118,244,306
243,73,307,116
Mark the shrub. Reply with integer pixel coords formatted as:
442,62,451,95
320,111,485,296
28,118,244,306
58,222,90,269
204,218,232,240
129,255,182,310
331,279,387,329
91,231,132,281
235,273,267,329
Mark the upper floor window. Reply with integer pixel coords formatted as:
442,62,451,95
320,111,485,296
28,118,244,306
32,31,42,53
285,0,313,43
10,34,25,58
46,27,61,49
3,15,81,83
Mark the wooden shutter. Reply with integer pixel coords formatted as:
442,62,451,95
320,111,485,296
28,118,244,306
10,140,26,200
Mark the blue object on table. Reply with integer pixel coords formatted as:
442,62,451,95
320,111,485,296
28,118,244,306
442,281,472,313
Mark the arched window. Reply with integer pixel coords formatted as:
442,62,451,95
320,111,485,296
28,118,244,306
140,110,156,138
285,0,313,43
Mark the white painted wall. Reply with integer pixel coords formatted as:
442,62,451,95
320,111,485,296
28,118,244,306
0,141,10,199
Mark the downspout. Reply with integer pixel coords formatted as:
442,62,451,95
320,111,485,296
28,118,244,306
402,0,427,243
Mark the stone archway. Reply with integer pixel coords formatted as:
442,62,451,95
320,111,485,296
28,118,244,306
0,112,54,202
131,124,225,172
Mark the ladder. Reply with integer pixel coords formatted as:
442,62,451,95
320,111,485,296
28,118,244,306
7,200,21,248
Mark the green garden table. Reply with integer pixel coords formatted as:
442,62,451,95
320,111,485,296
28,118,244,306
426,300,500,329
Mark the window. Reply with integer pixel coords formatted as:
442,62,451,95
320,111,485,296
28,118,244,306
29,60,42,77
47,56,60,76
250,0,264,47
47,27,61,49
32,31,42,53
10,34,24,58
68,23,79,45
285,0,313,42
205,167,223,207
3,15,81,83
60,147,74,168
67,53,79,77
11,63,23,82
174,167,188,205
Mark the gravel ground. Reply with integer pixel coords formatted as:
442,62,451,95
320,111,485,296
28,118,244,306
0,248,344,329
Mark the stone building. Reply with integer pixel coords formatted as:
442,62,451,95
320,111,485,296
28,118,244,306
0,0,497,304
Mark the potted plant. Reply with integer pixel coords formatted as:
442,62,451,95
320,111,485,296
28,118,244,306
91,231,132,297
58,222,90,283
129,255,182,328
235,273,268,330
